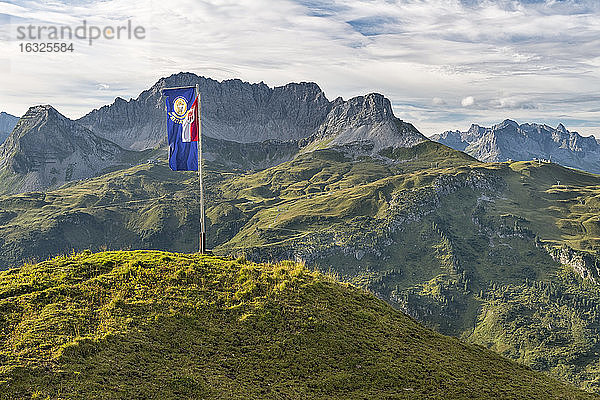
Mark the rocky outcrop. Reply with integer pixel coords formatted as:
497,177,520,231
0,106,133,194
77,73,333,150
546,245,600,284
433,120,600,174
78,73,427,156
302,93,427,153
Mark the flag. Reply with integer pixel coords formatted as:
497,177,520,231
163,87,199,171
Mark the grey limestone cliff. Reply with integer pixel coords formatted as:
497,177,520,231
77,73,333,150
0,106,135,194
433,120,600,174
303,93,427,153
78,73,428,154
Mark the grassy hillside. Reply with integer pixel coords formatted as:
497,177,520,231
1,142,600,391
0,250,595,399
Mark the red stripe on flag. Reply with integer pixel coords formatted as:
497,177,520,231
190,96,199,142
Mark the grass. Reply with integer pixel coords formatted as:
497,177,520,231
468,266,600,393
0,250,596,399
1,142,600,391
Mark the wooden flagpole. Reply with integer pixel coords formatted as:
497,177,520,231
196,84,206,253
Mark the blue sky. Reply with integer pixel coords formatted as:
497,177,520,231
0,0,599,137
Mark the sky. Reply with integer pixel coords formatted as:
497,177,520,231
0,0,599,137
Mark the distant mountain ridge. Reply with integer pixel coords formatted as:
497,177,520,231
432,120,600,174
0,106,139,194
0,111,19,144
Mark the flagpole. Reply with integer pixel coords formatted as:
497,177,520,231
196,83,206,254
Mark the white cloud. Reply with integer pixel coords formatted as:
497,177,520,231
490,96,537,110
461,96,475,107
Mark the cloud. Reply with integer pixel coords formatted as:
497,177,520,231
0,0,598,137
490,97,537,109
461,96,475,107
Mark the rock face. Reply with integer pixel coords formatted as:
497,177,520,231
78,72,427,153
77,73,333,150
0,111,19,144
0,73,429,194
546,245,600,284
0,106,132,194
303,93,427,153
432,120,600,174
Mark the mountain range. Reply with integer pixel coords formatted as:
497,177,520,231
432,120,600,173
1,73,600,394
0,73,425,194
0,106,149,194
77,73,426,153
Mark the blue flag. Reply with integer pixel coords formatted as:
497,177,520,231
163,87,198,171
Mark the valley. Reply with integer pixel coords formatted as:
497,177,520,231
0,138,599,391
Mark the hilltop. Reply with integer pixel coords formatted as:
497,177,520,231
1,142,600,390
0,250,594,399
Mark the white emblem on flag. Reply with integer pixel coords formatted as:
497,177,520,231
168,97,189,124
181,105,195,142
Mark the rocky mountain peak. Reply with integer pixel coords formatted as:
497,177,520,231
494,119,519,131
25,104,63,121
556,123,568,133
466,124,486,139
434,120,600,174
468,123,482,132
77,73,334,150
0,105,131,194
0,111,19,125
431,124,485,152
2,105,64,145
327,93,394,125
302,93,427,153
